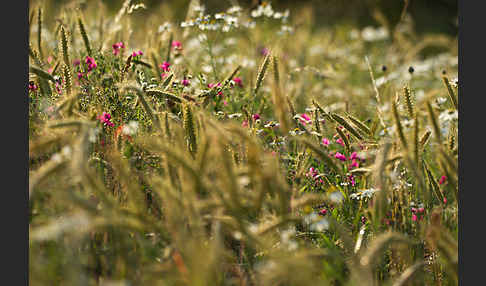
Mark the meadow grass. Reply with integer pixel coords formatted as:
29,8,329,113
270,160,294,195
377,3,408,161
29,1,458,285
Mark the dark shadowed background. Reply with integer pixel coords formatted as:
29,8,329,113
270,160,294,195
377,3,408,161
29,0,457,36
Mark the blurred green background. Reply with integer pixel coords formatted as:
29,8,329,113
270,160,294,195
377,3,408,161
29,0,457,36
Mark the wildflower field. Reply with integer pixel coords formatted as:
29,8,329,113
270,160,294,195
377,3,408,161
28,1,458,285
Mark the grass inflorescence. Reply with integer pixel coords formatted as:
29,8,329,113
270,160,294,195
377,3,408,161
28,1,458,285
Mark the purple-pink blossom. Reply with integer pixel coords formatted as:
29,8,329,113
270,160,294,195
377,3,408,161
322,138,330,146
348,174,356,186
131,50,143,57
112,42,125,55
335,152,346,161
55,82,62,94
439,175,447,185
160,61,171,72
85,56,97,72
233,77,243,87
260,47,269,56
336,138,345,147
181,78,190,86
299,113,311,125
172,41,182,50
29,82,38,91
98,112,114,127
252,114,260,121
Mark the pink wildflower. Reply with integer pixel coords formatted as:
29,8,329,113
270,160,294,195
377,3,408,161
252,114,260,121
47,56,53,64
260,47,269,56
306,167,318,178
172,41,182,50
181,79,190,86
112,42,125,55
233,77,243,87
335,152,346,161
299,113,311,125
85,56,97,72
77,72,83,80
439,175,447,185
443,198,447,204
350,152,359,160
350,159,359,169
319,209,327,216
208,82,222,89
98,112,114,127
412,214,417,222
131,50,143,58
160,61,171,72
322,138,330,146
55,82,62,94
242,120,249,128
361,216,367,224
336,138,345,147
28,81,38,91
348,174,356,186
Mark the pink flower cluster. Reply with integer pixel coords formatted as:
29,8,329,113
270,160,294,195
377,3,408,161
348,174,356,186
411,207,425,222
131,50,143,58
98,112,114,127
85,56,97,72
306,167,325,185
299,113,312,125
29,82,38,91
181,78,190,86
333,151,362,170
334,152,346,161
252,114,260,121
349,152,361,168
160,61,171,72
112,42,125,55
208,82,224,96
